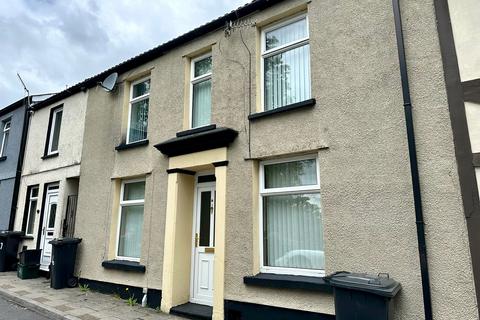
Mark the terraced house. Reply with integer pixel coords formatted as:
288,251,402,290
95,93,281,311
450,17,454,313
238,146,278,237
4,0,480,319
0,98,29,231
13,92,88,271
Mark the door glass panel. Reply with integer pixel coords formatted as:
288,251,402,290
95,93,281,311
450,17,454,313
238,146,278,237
48,203,57,228
26,199,37,234
199,191,211,247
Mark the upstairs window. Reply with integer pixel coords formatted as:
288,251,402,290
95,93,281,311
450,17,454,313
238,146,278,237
262,14,311,111
260,156,324,276
128,78,150,144
190,54,212,128
46,107,63,155
116,180,145,260
0,120,10,157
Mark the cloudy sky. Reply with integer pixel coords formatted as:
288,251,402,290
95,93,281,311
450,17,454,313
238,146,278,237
0,0,249,106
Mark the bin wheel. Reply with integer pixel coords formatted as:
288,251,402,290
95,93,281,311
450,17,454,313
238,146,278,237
67,277,78,288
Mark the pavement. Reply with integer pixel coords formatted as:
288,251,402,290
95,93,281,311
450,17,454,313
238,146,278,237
0,272,181,320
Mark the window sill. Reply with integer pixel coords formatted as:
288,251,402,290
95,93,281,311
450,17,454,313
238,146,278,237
248,99,316,121
115,140,149,151
176,124,216,138
41,153,59,160
243,273,332,293
102,260,146,273
0,156,6,162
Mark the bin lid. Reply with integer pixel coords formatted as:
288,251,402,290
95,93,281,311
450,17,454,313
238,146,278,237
327,272,401,298
49,237,82,245
0,231,25,238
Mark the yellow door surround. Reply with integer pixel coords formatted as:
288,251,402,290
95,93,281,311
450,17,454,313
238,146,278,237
161,148,228,320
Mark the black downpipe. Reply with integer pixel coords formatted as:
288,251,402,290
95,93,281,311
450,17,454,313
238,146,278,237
392,1,433,319
8,97,31,231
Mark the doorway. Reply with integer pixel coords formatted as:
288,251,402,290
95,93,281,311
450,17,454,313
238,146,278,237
39,184,59,271
190,180,216,306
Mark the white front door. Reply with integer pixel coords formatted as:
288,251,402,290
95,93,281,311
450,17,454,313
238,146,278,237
191,183,215,306
40,187,59,271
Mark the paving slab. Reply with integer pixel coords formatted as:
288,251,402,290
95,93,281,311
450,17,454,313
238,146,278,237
0,272,180,320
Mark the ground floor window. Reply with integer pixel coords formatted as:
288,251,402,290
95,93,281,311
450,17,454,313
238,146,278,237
116,179,145,260
25,186,39,236
260,155,324,276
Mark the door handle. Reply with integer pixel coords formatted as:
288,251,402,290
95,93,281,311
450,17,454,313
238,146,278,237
195,233,199,248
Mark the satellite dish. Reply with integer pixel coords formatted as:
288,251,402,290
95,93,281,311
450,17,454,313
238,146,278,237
100,72,118,92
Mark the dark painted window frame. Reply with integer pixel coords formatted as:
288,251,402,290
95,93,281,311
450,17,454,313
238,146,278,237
21,184,39,235
115,139,149,151
43,104,63,159
248,99,316,121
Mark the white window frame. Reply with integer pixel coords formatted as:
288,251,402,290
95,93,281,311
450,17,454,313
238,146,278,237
25,186,39,236
127,77,150,144
260,13,310,111
0,120,11,157
189,53,212,129
259,154,324,277
47,107,63,155
115,178,145,262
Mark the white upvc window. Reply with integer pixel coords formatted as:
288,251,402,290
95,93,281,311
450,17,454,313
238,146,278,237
25,186,39,236
259,155,324,277
127,77,150,144
190,53,212,128
261,13,311,111
0,120,11,157
47,107,63,155
116,179,145,261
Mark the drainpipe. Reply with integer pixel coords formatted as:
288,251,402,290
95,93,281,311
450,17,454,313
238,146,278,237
392,1,433,319
8,97,31,231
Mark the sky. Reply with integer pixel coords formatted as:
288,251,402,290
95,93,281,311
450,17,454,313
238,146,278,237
0,0,250,107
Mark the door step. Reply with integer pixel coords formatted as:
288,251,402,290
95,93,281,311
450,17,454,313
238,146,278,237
170,303,212,320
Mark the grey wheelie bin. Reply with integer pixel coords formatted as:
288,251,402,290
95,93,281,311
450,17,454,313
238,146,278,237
328,272,401,320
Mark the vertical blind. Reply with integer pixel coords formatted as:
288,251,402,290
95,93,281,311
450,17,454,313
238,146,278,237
264,194,323,269
118,205,144,258
264,16,310,111
192,79,212,128
192,56,212,128
118,181,145,259
263,158,324,270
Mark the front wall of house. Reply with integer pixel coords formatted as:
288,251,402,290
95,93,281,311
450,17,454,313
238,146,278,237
22,93,88,176
74,0,478,319
0,105,26,229
13,93,87,252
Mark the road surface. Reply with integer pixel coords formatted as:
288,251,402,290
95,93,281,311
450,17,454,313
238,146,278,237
0,295,51,320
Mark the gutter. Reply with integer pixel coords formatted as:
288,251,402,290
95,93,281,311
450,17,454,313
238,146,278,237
392,1,433,319
8,97,31,231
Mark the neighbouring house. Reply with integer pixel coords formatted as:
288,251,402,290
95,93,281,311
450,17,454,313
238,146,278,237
13,91,88,271
7,0,480,319
0,98,29,231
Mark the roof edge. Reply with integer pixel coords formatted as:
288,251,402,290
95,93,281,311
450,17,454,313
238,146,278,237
0,97,29,117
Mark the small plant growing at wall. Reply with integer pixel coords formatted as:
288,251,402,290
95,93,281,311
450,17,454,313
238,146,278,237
126,295,137,307
79,284,90,293
124,288,137,306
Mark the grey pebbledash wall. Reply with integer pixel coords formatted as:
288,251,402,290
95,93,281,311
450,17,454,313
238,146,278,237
0,99,27,230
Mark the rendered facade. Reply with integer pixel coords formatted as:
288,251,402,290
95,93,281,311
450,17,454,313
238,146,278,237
0,98,28,231
2,0,480,319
